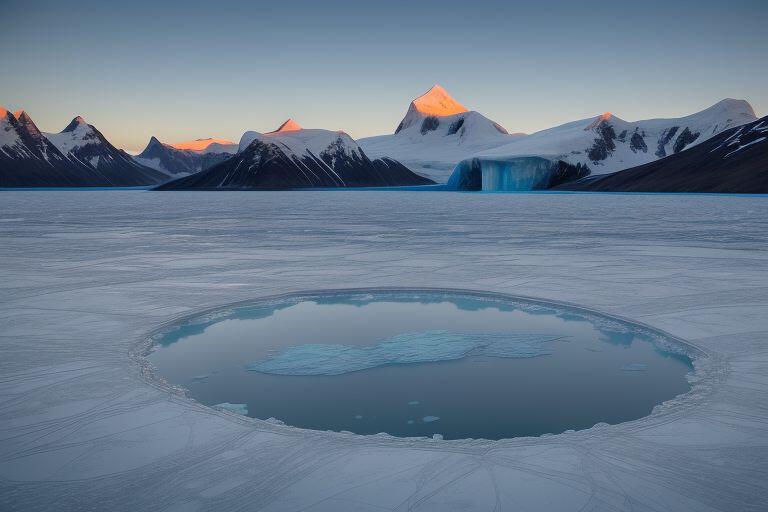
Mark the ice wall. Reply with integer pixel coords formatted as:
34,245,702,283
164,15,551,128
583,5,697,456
447,156,589,191
481,158,556,191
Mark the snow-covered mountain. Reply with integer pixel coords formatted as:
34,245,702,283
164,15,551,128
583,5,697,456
134,136,236,175
42,116,168,185
1,108,166,187
560,115,768,193
456,99,758,189
157,119,434,190
358,85,524,182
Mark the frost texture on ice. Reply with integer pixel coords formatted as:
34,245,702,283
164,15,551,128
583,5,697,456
4,191,763,511
246,330,560,376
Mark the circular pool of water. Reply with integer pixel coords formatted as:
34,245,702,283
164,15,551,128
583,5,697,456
147,290,696,440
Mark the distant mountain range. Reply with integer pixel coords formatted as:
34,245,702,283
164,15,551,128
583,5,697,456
134,136,237,176
557,116,768,193
465,98,757,181
1,87,763,192
0,109,166,187
157,119,433,190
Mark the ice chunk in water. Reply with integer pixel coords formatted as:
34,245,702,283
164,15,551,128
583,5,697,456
423,416,440,423
214,403,248,415
246,330,561,376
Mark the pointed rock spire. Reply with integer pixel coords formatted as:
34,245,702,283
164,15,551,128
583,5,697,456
62,116,89,132
271,118,303,133
584,112,614,131
13,109,42,136
411,84,468,116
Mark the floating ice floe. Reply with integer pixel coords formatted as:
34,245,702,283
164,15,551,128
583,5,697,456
246,330,562,376
214,403,248,415
621,363,649,372
423,416,440,423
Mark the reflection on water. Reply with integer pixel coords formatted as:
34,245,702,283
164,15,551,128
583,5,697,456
149,291,693,440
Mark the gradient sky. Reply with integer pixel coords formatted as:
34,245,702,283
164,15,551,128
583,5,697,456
1,0,766,152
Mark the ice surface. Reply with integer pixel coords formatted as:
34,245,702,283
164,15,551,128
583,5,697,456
246,331,558,376
422,416,440,423
1,190,766,511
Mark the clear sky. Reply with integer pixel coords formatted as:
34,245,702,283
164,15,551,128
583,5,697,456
1,0,766,152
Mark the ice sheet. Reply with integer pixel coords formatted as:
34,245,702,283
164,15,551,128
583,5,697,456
1,190,766,511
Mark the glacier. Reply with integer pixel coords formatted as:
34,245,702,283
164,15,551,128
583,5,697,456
446,156,589,191
1,190,767,511
246,330,560,376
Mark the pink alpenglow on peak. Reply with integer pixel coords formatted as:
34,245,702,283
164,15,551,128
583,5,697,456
269,119,303,134
170,138,236,151
0,106,11,118
584,112,614,130
411,85,469,117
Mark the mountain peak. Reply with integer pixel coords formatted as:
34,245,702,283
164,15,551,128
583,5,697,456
170,137,236,151
62,116,89,132
411,84,468,117
0,106,10,119
13,109,26,119
705,98,756,118
270,118,303,133
584,112,613,130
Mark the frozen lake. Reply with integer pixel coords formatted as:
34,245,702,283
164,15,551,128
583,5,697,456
1,190,767,511
149,290,693,439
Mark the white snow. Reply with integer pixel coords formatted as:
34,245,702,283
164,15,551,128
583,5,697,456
44,119,98,155
357,85,521,182
133,156,166,172
237,125,366,179
471,99,757,177
0,115,23,150
0,190,766,511
361,97,756,183
723,137,766,158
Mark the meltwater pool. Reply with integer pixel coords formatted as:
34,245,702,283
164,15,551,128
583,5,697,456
148,290,694,440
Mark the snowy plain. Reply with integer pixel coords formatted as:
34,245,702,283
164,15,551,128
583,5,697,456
0,190,767,511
